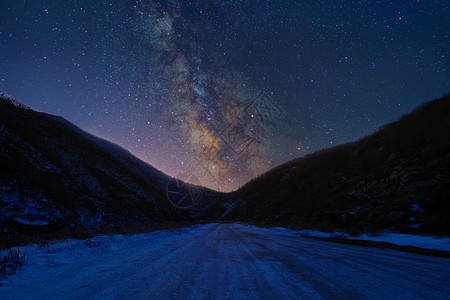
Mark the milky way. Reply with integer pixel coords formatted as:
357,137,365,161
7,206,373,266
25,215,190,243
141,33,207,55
1,0,449,191
129,1,300,190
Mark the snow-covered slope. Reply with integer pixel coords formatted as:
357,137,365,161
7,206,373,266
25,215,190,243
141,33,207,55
0,95,223,238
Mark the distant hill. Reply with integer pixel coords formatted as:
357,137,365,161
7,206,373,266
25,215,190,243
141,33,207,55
0,93,222,239
225,94,450,235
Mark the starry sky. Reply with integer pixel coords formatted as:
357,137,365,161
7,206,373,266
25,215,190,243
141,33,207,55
1,0,449,192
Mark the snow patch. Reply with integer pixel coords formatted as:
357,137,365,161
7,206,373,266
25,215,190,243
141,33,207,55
266,227,450,251
410,203,423,212
13,217,49,226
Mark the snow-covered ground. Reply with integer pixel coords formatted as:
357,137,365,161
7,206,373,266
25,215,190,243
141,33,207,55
1,223,450,299
267,227,450,251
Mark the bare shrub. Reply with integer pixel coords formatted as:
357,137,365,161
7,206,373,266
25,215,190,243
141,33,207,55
0,248,26,277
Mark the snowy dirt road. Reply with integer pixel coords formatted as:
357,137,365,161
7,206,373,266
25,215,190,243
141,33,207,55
1,223,450,299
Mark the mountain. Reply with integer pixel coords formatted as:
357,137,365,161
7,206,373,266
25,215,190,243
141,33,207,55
0,93,222,239
2,92,449,241
225,94,450,235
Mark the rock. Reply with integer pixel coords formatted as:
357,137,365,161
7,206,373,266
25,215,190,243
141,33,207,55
386,211,406,221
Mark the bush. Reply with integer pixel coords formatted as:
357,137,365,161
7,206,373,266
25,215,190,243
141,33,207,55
0,248,26,277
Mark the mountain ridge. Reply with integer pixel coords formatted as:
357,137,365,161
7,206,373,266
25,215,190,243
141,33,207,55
1,92,449,242
0,93,223,241
225,94,450,235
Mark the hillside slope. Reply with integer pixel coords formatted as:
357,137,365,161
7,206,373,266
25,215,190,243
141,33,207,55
0,94,221,238
2,93,449,239
226,94,450,235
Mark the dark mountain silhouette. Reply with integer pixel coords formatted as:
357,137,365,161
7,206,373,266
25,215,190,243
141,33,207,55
0,93,222,239
1,92,449,242
224,94,450,235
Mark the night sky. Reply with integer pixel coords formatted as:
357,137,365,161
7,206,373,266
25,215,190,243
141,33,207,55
1,1,449,192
